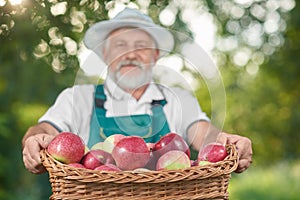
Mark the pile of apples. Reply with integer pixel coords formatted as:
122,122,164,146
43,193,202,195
47,132,229,172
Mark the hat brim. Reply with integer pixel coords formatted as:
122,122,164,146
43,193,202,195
83,19,174,60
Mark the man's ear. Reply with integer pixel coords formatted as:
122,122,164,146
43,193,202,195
154,49,160,61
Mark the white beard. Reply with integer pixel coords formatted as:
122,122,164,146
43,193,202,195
108,60,153,90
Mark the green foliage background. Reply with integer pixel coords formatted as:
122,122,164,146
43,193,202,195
0,0,299,199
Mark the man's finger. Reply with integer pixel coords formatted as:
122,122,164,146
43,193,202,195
235,158,252,173
35,134,54,149
216,132,228,146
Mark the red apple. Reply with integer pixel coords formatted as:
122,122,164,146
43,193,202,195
81,149,115,170
145,133,190,170
156,150,191,171
68,163,86,168
94,164,121,172
112,136,150,171
152,133,191,158
198,143,228,163
47,132,85,164
143,142,157,170
144,150,158,170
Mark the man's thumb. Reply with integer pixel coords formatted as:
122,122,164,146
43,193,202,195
216,132,228,146
38,134,54,149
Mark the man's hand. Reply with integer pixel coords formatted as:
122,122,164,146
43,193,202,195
217,132,253,173
22,122,59,174
22,134,54,174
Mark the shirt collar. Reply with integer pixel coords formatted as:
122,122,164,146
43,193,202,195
104,76,165,103
104,76,131,100
139,82,165,104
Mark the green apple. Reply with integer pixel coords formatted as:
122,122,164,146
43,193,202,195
198,160,211,166
102,134,126,153
85,145,90,154
156,150,191,171
91,142,105,150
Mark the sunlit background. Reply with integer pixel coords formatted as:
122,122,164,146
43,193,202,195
0,0,300,199
0,0,22,6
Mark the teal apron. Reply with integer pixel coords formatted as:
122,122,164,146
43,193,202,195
87,84,170,148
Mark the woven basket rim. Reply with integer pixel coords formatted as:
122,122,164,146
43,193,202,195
41,144,238,184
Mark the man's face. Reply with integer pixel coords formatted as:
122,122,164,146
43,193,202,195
102,28,159,90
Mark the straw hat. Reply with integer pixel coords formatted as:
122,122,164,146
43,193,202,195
83,8,174,59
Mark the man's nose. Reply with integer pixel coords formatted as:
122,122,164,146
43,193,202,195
124,49,138,60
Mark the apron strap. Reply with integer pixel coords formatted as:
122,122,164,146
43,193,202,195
151,99,167,107
150,99,170,142
95,85,106,107
89,84,170,147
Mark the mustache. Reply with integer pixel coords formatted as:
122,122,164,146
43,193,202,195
116,60,144,70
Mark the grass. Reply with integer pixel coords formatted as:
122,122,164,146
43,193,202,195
228,160,300,199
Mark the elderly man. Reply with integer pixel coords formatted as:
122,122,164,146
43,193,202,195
22,8,252,174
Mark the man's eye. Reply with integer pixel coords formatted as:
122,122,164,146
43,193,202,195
136,43,148,49
136,45,146,49
115,42,126,48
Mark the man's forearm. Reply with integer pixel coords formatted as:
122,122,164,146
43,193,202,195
187,121,221,151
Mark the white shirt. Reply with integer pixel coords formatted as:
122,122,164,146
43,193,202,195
39,77,210,144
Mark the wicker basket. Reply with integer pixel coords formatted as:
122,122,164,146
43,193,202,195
40,144,238,200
